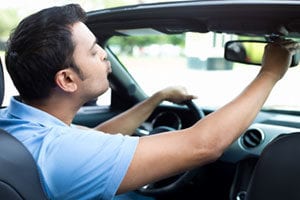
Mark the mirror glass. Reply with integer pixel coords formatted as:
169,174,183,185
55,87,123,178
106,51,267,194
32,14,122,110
225,40,299,67
225,41,266,65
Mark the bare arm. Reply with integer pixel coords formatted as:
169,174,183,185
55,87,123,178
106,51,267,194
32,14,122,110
94,86,197,135
118,40,299,193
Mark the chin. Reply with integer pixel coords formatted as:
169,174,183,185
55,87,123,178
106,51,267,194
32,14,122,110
96,85,110,97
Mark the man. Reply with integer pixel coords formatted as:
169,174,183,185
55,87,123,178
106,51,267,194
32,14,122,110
0,4,299,200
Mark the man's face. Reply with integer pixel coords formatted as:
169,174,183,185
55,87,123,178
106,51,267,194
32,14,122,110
71,22,112,101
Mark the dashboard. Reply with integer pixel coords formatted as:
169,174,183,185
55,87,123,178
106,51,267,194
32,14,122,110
141,106,300,164
222,122,300,163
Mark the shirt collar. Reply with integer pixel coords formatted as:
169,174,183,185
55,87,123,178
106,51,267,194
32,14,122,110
7,96,68,127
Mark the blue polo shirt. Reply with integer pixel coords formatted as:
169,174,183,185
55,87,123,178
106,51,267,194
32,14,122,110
0,97,139,200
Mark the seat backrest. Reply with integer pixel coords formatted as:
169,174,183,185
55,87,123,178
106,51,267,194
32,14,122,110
0,58,48,199
0,129,48,200
0,58,4,105
245,132,300,200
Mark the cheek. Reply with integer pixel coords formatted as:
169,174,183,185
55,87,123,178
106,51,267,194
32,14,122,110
93,64,108,82
95,60,108,73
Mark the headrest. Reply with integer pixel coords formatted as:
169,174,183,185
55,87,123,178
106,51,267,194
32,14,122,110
0,58,4,106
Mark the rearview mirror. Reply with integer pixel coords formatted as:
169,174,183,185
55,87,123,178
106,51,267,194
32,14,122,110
224,40,299,67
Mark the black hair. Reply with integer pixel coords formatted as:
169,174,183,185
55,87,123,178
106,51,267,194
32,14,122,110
5,4,86,101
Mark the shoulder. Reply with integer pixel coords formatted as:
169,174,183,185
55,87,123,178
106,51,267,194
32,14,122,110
50,126,139,149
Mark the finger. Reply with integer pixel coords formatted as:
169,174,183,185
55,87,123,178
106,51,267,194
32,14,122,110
184,94,198,100
285,43,300,54
277,39,294,44
272,39,300,54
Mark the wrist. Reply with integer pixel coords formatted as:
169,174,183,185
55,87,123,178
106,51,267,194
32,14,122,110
257,70,280,85
152,90,166,104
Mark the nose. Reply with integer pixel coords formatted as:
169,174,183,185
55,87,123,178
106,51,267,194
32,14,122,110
102,51,108,61
98,45,108,61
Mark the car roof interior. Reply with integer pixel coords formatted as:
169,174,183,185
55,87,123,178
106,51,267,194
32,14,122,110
86,0,300,43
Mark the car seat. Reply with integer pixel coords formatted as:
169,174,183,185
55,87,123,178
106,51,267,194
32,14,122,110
245,132,300,200
0,58,48,199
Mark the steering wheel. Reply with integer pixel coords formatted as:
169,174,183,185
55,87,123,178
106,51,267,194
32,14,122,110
137,100,205,196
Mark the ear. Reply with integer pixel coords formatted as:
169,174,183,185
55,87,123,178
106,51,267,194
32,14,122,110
55,69,78,92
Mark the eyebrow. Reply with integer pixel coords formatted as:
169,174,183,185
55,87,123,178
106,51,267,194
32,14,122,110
89,38,98,51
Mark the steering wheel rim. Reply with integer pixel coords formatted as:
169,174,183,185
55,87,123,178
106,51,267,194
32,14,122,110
137,100,205,196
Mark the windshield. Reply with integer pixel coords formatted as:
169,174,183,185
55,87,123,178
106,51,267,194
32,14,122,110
107,31,300,112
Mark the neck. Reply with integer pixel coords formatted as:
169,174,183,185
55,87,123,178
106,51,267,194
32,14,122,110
24,94,84,126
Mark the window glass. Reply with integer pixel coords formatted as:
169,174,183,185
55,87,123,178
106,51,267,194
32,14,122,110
108,32,300,111
1,53,17,106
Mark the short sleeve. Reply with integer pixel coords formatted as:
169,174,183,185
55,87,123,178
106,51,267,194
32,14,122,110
38,128,139,200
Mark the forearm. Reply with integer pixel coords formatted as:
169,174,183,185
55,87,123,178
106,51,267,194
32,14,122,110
187,40,299,158
189,72,278,157
95,91,165,135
